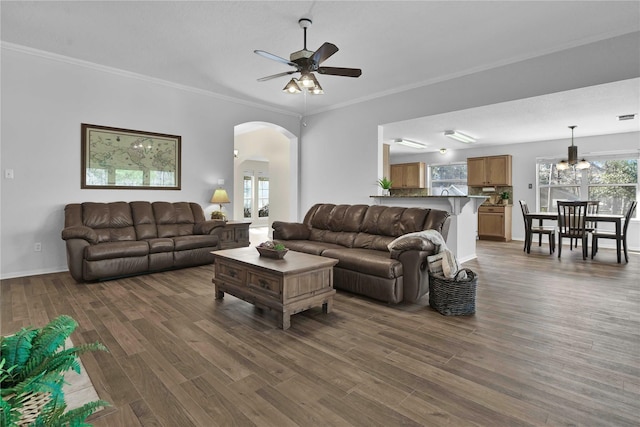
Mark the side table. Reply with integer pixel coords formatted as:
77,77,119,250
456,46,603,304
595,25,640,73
214,220,251,249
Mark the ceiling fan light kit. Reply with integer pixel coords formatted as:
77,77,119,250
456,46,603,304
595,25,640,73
283,78,302,94
256,17,362,95
444,130,476,144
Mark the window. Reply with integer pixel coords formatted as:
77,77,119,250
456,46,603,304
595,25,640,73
537,153,638,216
243,175,252,219
243,173,270,221
258,177,269,218
429,163,468,196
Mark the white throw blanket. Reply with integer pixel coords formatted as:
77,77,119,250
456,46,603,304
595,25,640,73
387,230,466,280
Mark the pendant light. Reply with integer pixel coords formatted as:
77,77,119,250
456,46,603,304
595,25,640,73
557,125,589,171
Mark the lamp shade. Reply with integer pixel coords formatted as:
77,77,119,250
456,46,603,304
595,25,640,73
211,189,230,204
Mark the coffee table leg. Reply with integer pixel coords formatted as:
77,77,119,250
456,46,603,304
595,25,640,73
214,285,224,300
323,297,333,314
281,312,291,330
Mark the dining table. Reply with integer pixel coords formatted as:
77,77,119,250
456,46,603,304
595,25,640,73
525,211,626,263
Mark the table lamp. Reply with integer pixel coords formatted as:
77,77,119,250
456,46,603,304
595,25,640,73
210,188,230,220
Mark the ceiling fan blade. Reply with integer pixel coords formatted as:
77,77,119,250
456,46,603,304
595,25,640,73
257,71,297,82
318,67,362,78
254,50,298,68
311,42,339,65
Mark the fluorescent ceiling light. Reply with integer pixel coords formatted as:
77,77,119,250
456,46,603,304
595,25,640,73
394,138,426,149
444,130,476,143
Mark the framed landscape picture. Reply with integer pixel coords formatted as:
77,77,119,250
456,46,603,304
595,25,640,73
81,123,181,190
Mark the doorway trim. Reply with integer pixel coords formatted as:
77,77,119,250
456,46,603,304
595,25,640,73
234,122,299,226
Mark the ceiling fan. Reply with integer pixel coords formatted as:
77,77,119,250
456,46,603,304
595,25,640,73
254,18,362,95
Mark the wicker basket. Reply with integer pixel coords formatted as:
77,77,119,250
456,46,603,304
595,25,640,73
428,268,477,316
10,392,51,426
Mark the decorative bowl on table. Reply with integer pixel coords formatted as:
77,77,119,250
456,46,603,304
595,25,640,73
256,241,288,259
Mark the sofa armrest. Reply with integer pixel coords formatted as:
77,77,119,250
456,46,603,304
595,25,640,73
387,231,440,258
61,226,98,244
272,221,311,240
194,221,226,236
63,238,90,282
394,250,433,303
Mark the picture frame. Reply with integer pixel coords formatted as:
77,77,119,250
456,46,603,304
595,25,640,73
81,123,181,190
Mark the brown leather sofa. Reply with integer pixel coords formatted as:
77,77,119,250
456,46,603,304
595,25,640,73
62,201,225,282
272,203,451,304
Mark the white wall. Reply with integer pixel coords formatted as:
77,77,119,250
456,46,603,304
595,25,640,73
0,46,299,278
392,132,640,251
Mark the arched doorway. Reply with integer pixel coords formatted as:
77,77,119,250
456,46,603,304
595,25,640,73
233,122,298,235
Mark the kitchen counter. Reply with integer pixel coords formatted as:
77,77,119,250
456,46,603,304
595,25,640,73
371,195,487,215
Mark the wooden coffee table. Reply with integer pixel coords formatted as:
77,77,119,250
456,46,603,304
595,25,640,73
211,247,338,330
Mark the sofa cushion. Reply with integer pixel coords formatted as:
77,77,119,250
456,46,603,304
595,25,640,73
361,206,403,236
273,240,344,256
321,248,403,279
131,201,157,239
353,233,395,251
309,229,357,247
85,241,149,261
309,204,336,230
360,206,432,237
82,202,136,243
154,202,196,237
173,235,219,251
146,238,174,254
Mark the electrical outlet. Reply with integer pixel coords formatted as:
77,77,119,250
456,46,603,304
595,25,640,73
4,169,14,179
34,242,42,252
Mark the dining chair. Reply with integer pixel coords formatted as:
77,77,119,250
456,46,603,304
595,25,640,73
591,201,637,263
519,200,555,254
557,201,589,260
574,201,599,248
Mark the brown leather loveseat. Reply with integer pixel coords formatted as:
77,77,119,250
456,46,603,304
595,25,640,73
62,201,225,282
272,203,451,304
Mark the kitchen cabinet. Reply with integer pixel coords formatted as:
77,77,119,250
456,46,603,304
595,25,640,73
390,162,426,188
467,155,512,186
478,205,512,241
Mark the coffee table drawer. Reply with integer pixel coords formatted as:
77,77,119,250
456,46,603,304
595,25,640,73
247,271,282,298
217,261,246,285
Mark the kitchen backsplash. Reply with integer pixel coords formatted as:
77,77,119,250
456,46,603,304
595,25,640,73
468,185,513,205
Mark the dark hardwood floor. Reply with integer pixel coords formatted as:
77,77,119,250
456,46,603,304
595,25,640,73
1,240,638,426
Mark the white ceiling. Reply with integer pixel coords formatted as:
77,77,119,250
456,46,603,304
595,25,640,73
384,78,640,154
2,1,639,151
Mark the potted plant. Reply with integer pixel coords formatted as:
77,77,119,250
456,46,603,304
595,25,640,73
500,191,510,205
377,177,393,196
1,315,109,426
256,240,288,259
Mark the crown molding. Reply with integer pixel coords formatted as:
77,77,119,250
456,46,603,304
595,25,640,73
1,41,301,119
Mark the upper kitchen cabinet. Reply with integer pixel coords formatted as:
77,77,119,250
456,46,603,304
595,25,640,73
390,162,426,188
467,155,512,186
